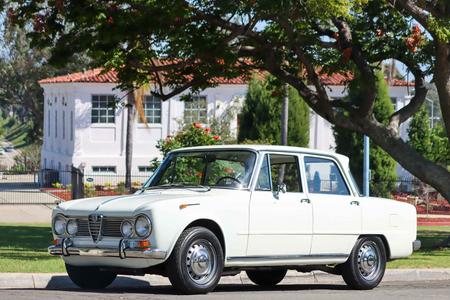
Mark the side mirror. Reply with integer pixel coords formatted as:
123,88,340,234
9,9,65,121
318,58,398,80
274,183,287,199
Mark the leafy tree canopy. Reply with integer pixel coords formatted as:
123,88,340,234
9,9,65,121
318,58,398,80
238,76,309,147
334,71,397,198
4,1,450,200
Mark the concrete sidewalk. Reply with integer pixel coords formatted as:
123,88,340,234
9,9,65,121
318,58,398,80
1,269,450,289
0,204,54,224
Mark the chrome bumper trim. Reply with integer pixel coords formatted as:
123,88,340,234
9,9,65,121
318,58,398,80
413,240,421,251
48,240,166,260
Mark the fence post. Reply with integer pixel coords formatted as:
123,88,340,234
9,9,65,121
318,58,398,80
71,165,85,200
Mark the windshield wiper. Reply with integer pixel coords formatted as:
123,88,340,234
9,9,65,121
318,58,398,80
144,183,211,192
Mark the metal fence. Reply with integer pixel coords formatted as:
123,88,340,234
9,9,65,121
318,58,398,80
0,168,153,204
371,177,450,215
1,168,449,215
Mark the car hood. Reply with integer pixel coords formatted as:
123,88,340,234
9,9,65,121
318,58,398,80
55,190,207,217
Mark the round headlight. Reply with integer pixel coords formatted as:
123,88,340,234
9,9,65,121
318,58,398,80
53,215,66,235
135,215,152,238
66,219,78,235
121,220,134,238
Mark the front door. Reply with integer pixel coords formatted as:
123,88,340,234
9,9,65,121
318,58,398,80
247,153,313,257
302,155,362,256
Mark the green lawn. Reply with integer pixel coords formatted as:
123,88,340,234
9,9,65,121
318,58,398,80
0,224,448,273
0,224,65,273
0,118,33,149
388,226,450,269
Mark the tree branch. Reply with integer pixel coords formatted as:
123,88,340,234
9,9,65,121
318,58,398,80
387,0,436,38
333,18,377,118
388,59,428,129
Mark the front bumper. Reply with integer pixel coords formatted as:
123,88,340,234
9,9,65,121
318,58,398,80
48,238,166,260
413,239,421,251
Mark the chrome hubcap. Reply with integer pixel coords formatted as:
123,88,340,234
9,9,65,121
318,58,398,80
357,241,381,280
186,240,216,285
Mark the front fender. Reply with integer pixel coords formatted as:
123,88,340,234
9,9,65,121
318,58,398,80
148,193,250,262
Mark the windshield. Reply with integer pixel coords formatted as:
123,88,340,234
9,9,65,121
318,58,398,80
148,150,257,189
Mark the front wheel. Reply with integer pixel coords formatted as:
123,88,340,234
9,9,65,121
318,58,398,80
341,236,386,290
166,227,224,294
66,264,117,289
246,269,287,286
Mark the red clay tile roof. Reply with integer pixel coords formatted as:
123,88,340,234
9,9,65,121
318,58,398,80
39,68,412,86
38,68,118,84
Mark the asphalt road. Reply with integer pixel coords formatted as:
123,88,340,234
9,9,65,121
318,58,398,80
1,280,449,300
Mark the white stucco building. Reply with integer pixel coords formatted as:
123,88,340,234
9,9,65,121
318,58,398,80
38,69,412,177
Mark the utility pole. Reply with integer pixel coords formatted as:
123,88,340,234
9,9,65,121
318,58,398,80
281,84,289,146
363,135,370,196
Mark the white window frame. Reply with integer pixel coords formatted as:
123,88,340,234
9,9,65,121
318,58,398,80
91,95,116,124
139,95,162,124
184,95,207,124
92,166,117,174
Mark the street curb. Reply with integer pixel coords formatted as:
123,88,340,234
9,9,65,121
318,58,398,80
0,269,450,289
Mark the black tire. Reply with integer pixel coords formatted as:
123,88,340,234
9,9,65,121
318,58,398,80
65,264,117,289
166,227,224,294
341,236,386,290
246,269,287,286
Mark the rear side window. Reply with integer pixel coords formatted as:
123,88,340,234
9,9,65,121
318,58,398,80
255,154,302,193
304,156,350,195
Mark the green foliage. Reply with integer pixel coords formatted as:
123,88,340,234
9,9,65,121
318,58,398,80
12,144,41,171
409,109,450,167
408,106,433,160
431,125,450,167
0,21,89,141
334,71,397,197
238,77,309,147
157,123,222,157
149,123,223,171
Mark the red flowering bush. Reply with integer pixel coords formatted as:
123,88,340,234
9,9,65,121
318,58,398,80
156,123,222,157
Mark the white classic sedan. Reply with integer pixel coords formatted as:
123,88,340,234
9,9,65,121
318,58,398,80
49,145,420,294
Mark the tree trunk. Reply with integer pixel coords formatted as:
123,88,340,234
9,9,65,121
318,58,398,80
125,91,136,189
360,118,450,201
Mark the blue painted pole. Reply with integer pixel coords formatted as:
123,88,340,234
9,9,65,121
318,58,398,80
363,135,370,197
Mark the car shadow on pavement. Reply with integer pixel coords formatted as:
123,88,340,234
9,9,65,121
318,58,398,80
32,276,350,295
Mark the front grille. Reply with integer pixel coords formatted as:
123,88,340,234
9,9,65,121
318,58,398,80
88,214,102,242
75,217,123,239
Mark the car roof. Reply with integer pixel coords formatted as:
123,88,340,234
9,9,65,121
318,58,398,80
171,144,350,165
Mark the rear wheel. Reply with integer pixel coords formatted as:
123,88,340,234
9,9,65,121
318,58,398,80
341,236,386,290
246,269,287,286
166,227,224,294
66,264,117,289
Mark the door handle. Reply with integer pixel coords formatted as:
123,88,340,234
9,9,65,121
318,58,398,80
350,200,360,206
300,198,311,204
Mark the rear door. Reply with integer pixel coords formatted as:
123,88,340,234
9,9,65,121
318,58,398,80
302,155,361,256
247,153,313,256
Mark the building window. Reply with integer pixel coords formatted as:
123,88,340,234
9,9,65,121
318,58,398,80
54,110,58,138
139,95,161,124
62,111,66,139
184,96,207,124
138,166,153,173
47,109,51,137
92,166,117,173
91,95,116,124
70,111,74,141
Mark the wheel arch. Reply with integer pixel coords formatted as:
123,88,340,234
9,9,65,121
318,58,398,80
359,234,391,260
184,219,226,257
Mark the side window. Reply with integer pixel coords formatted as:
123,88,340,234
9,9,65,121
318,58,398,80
304,156,350,195
255,155,271,191
270,154,302,193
